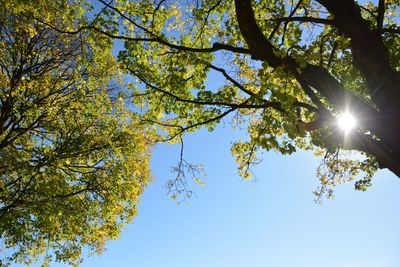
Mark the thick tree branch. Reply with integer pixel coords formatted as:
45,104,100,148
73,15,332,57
233,0,400,174
344,132,400,178
377,0,385,34
315,0,400,113
234,0,380,128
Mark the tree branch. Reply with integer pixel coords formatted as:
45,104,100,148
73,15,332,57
128,66,283,111
269,16,334,26
234,0,380,126
377,0,385,34
37,18,251,55
315,0,400,113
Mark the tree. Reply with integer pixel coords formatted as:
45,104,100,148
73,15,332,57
0,1,152,266
69,0,400,199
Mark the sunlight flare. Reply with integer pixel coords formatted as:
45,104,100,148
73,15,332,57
337,112,357,132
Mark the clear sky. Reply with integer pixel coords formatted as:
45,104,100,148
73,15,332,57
22,124,400,267
80,127,400,267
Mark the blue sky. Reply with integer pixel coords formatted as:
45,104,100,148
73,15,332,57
71,124,400,267
16,118,400,267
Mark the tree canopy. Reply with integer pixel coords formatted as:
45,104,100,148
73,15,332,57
70,0,400,199
0,1,152,266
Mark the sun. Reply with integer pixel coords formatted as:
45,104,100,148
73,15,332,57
337,112,357,132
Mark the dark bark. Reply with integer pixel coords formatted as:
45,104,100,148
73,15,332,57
315,0,400,113
234,0,400,178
